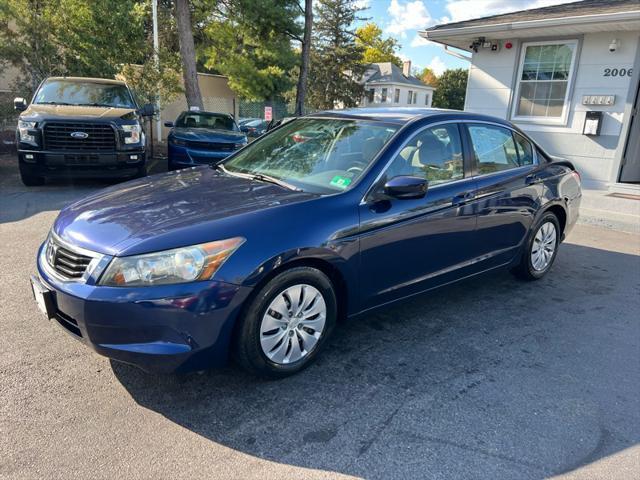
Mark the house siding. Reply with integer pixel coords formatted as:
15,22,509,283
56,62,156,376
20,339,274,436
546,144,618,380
465,30,640,188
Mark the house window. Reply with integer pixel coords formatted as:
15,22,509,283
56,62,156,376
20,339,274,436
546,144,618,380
407,90,413,104
381,88,388,103
425,94,430,106
512,40,578,123
413,92,418,104
367,88,374,103
394,88,400,103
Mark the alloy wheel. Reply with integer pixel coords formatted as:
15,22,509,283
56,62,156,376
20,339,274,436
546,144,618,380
531,221,557,271
259,284,327,365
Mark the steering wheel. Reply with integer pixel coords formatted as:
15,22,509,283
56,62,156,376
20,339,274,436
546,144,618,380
347,161,367,174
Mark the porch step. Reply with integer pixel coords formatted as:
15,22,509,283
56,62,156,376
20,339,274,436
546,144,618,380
578,188,640,234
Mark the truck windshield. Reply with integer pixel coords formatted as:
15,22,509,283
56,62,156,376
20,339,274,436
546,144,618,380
34,80,136,109
175,112,238,131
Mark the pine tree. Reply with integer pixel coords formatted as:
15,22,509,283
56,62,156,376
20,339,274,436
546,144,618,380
308,0,365,110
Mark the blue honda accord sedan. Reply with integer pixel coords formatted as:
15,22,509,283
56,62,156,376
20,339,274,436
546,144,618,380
31,108,581,377
166,110,247,170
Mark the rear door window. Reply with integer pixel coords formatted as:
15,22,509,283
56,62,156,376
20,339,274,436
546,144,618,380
514,133,535,166
467,124,520,175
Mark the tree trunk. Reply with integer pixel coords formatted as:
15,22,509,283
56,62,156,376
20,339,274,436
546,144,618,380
294,0,313,116
175,0,203,110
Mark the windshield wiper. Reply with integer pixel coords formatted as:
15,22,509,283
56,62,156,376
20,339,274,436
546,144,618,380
215,164,301,191
36,102,76,106
80,103,117,108
251,173,302,192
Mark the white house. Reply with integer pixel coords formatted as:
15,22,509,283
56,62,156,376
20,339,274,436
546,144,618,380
421,0,640,192
360,61,435,108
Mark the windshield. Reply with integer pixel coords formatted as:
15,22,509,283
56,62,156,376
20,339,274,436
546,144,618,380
34,80,135,108
175,112,238,131
223,118,399,194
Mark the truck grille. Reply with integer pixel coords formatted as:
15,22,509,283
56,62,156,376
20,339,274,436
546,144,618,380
47,239,93,279
44,122,116,151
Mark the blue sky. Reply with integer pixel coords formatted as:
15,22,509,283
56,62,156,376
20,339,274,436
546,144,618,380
356,0,579,75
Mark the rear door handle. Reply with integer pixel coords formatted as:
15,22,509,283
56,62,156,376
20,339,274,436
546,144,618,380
525,174,542,185
452,191,475,206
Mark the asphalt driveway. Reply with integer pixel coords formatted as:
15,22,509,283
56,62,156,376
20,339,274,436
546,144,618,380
1,153,638,479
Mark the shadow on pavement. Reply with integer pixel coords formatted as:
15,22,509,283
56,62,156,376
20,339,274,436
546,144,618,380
112,243,640,479
0,153,167,224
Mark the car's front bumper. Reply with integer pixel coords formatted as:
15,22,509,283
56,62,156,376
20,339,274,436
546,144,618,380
167,144,235,169
35,243,252,373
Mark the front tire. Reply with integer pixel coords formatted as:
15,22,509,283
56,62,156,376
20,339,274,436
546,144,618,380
234,267,337,378
513,212,560,280
19,166,45,186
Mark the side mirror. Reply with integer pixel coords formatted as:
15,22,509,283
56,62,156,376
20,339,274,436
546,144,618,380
164,121,174,128
14,97,27,112
139,103,156,117
384,175,427,199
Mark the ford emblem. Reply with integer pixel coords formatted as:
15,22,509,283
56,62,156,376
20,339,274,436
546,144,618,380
70,131,89,139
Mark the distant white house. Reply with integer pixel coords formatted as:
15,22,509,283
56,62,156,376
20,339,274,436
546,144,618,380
421,0,640,190
360,61,435,108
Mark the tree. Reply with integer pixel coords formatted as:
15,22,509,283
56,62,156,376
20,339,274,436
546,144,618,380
0,0,147,94
355,22,401,66
200,0,301,101
418,67,438,88
294,0,313,116
432,68,468,110
308,0,365,110
174,0,203,110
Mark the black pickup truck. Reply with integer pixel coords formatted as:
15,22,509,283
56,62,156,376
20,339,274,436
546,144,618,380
14,76,155,186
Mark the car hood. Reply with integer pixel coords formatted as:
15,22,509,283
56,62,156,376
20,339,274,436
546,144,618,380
171,127,246,143
21,104,136,121
53,167,317,256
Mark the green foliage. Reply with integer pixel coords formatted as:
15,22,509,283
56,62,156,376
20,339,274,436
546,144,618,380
200,0,302,101
116,51,183,108
356,22,401,67
432,68,468,110
0,0,147,92
418,67,438,88
308,0,365,110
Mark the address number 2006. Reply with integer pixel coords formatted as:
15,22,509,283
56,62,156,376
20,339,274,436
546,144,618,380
603,68,633,77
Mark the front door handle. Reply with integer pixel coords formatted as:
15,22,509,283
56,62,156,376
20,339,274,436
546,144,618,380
452,191,475,207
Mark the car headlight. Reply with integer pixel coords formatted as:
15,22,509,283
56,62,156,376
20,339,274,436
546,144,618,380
18,120,36,143
170,137,187,146
122,123,142,144
99,237,245,287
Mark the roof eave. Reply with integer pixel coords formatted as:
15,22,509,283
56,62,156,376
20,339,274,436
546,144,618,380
421,9,640,43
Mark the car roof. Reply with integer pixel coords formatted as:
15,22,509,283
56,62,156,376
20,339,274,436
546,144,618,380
309,107,513,127
45,76,127,86
180,110,233,117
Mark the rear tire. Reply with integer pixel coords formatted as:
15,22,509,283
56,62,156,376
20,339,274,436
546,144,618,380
19,167,45,186
234,267,337,378
512,212,560,281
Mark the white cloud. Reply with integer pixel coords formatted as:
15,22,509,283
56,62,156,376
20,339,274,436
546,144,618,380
427,56,447,76
444,0,581,23
410,33,437,48
386,0,432,38
353,0,371,9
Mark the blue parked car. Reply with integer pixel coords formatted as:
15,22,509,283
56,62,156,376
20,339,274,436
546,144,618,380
165,110,247,170
31,108,581,378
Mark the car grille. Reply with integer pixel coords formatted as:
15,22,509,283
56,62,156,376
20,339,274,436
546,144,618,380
47,239,93,279
44,122,116,151
186,140,235,151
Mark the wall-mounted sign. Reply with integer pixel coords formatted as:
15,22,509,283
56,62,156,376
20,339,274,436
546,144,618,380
583,111,603,136
582,95,615,106
264,106,273,121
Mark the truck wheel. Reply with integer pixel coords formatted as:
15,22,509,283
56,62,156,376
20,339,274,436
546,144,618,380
19,169,45,186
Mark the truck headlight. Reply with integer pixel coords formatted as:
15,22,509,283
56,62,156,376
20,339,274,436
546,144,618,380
122,123,142,144
18,120,36,143
99,238,245,287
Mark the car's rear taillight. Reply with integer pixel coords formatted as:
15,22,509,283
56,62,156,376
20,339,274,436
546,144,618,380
572,170,581,184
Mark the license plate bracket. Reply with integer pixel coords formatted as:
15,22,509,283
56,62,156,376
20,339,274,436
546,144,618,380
30,275,55,319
